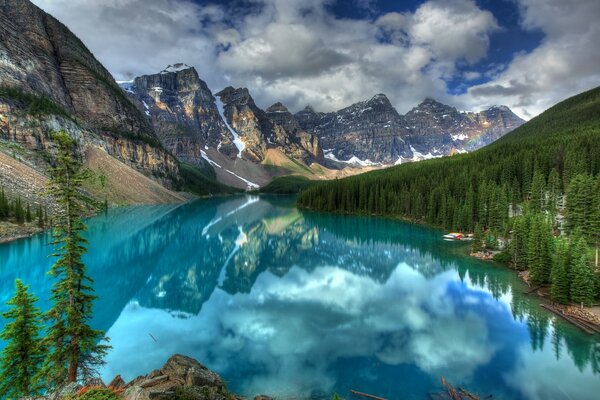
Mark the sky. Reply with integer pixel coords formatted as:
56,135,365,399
31,0,600,119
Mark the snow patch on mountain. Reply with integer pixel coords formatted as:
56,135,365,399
410,145,443,161
216,98,245,158
325,152,379,167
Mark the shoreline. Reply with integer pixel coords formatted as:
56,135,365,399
0,221,45,244
469,248,600,332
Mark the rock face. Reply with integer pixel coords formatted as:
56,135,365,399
0,0,178,186
121,354,232,400
122,64,238,165
296,95,524,164
216,87,323,164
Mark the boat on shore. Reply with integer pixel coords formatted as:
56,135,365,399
443,232,464,240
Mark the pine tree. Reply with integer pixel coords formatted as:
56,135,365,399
570,241,596,306
0,280,45,398
39,131,109,387
529,169,546,212
550,239,571,304
527,214,553,285
591,174,600,268
37,205,44,228
26,203,32,223
509,214,530,270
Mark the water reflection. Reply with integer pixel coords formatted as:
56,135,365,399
0,195,598,400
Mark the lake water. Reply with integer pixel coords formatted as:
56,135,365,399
0,195,599,399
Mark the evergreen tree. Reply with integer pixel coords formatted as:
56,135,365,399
550,239,571,304
510,214,530,270
39,131,109,387
0,280,45,398
471,223,484,253
26,203,32,223
591,174,600,267
37,205,45,228
529,169,546,212
0,187,8,219
547,168,561,218
527,214,553,285
570,242,596,306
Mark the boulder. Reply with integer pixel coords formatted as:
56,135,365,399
108,374,126,390
123,354,229,400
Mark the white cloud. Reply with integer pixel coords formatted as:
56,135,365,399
31,0,501,114
102,264,495,396
463,0,600,118
30,0,600,119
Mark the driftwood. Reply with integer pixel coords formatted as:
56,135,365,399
350,390,387,400
438,377,482,400
540,304,595,334
525,285,542,294
568,314,600,334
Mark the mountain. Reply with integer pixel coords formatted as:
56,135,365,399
296,95,524,164
119,63,239,164
0,0,182,206
216,87,323,164
298,86,600,226
122,66,521,188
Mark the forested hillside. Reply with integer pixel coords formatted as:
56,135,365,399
299,87,600,305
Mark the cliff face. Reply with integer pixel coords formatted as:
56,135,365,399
0,0,178,187
296,96,524,164
122,64,239,165
216,87,323,164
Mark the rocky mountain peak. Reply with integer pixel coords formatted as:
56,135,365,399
123,66,238,163
160,63,193,74
368,93,392,105
217,87,254,107
266,102,289,113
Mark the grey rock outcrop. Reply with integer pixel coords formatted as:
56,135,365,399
122,65,239,165
216,87,323,164
0,0,179,185
121,354,233,400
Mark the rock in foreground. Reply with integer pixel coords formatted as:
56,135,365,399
122,354,234,400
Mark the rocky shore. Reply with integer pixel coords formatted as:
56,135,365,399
45,355,252,400
0,220,44,244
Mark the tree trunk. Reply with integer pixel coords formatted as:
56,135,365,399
67,337,79,383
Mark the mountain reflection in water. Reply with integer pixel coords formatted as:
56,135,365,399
0,195,598,400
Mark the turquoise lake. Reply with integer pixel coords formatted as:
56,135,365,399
0,195,599,399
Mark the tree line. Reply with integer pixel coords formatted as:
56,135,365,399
0,131,108,398
298,86,600,305
0,188,50,227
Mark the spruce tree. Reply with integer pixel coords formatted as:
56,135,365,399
527,214,553,285
0,280,45,398
550,239,571,304
570,244,596,306
26,203,32,223
529,169,546,212
39,131,109,387
591,174,600,268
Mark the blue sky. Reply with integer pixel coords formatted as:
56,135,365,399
32,0,600,118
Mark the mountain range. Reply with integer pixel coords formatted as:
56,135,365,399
121,63,523,187
0,0,524,201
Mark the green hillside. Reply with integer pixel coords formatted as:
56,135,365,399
298,86,600,227
299,87,600,305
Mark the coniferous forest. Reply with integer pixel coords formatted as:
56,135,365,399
298,87,600,305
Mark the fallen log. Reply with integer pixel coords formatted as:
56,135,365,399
568,314,600,334
350,390,387,400
441,377,462,400
526,285,542,294
540,304,594,334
